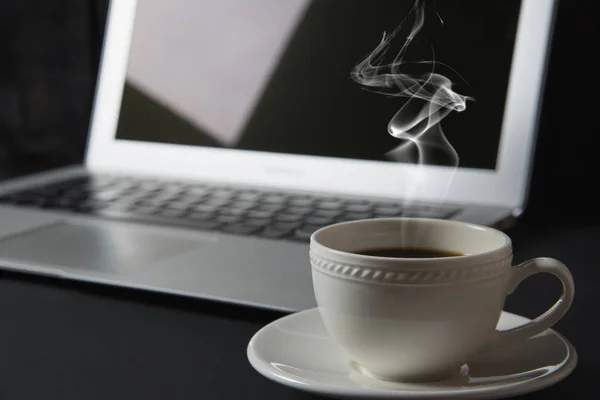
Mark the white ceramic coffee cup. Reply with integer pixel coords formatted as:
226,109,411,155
310,218,574,383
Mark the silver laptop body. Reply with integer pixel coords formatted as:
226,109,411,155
0,0,557,312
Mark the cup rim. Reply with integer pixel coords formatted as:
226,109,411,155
310,217,512,270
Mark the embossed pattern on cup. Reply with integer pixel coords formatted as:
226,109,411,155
310,218,574,383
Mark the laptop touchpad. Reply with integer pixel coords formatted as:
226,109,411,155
0,221,209,271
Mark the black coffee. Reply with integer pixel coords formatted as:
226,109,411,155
355,247,465,258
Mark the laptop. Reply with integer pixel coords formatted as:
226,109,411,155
0,0,556,312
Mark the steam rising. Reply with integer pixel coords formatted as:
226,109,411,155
351,0,472,166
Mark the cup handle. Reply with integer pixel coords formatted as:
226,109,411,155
493,257,574,347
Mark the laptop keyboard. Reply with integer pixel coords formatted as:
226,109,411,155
0,175,459,242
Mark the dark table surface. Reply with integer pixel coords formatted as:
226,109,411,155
0,218,596,399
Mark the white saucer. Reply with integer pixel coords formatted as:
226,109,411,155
247,308,577,399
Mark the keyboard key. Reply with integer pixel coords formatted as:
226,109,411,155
288,196,314,207
237,191,261,202
229,201,257,210
152,191,182,201
217,215,242,224
185,187,210,197
188,212,215,221
157,209,187,218
136,181,163,191
272,222,302,231
243,218,271,227
316,200,344,210
261,194,287,204
108,196,144,207
374,206,403,216
312,209,341,218
130,206,161,216
345,203,372,213
255,204,285,213
285,206,312,215
219,208,247,217
275,213,303,222
137,199,169,208
337,212,372,222
164,201,195,210
211,188,235,198
193,204,220,213
161,183,187,193
305,216,334,225
374,201,401,208
203,198,231,207
172,195,203,205
248,210,274,219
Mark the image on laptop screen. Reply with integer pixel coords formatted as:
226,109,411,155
115,0,522,170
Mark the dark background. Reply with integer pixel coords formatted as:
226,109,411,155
0,0,597,218
117,0,520,169
0,2,598,398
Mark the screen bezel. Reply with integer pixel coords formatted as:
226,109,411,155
86,0,556,208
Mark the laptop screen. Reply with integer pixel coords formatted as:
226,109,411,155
115,0,522,170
